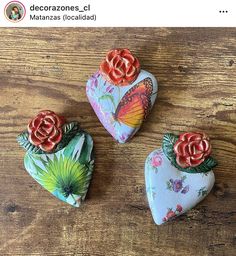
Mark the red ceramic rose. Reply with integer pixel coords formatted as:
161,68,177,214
174,132,212,168
99,48,140,86
28,110,65,152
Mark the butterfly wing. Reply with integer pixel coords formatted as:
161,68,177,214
114,78,153,128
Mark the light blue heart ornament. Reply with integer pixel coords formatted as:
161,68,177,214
145,132,217,225
17,110,94,207
86,48,158,143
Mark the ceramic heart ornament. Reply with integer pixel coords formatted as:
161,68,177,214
145,132,217,225
86,48,158,143
17,110,94,207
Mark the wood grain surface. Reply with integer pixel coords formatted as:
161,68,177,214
0,28,235,256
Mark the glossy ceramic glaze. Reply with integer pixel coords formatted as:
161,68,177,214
86,70,158,143
145,148,215,225
17,111,94,207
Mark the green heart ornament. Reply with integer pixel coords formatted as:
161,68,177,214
17,110,94,207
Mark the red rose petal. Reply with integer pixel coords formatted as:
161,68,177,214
188,141,201,155
100,60,110,73
113,68,125,78
28,116,43,132
32,116,44,129
40,110,55,116
106,50,116,62
121,48,131,55
40,124,53,136
174,140,183,155
189,158,204,167
49,128,63,144
41,121,53,130
123,53,135,64
178,132,189,141
191,153,204,161
109,70,123,84
133,58,141,69
38,126,49,135
115,59,125,70
58,116,65,127
174,140,189,156
126,64,136,77
52,113,64,128
39,139,55,152
188,134,202,142
202,139,211,152
194,141,204,153
29,132,43,146
204,142,212,156
176,155,189,168
110,55,120,67
185,133,202,142
35,129,48,140
44,115,56,125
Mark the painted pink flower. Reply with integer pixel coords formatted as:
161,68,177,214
176,204,183,212
105,85,114,93
151,154,162,167
171,179,183,192
166,210,176,219
119,133,128,142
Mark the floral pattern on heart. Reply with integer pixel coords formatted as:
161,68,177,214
162,204,183,222
145,148,215,225
166,176,190,194
146,150,163,174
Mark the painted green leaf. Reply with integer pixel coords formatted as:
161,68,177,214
99,94,116,109
32,154,92,199
63,133,85,159
162,133,217,173
78,133,94,164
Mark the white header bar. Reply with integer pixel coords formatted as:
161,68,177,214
0,0,235,27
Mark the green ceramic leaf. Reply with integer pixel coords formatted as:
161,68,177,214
17,131,44,154
162,133,217,173
54,122,81,151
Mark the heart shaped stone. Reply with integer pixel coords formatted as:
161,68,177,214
86,70,158,143
145,149,215,225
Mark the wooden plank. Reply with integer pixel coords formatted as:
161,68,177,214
0,28,235,256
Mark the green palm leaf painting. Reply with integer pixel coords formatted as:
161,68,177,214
23,131,94,207
33,155,91,197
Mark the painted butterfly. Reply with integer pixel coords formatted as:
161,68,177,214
113,77,153,128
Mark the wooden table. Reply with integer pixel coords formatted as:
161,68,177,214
0,28,235,256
